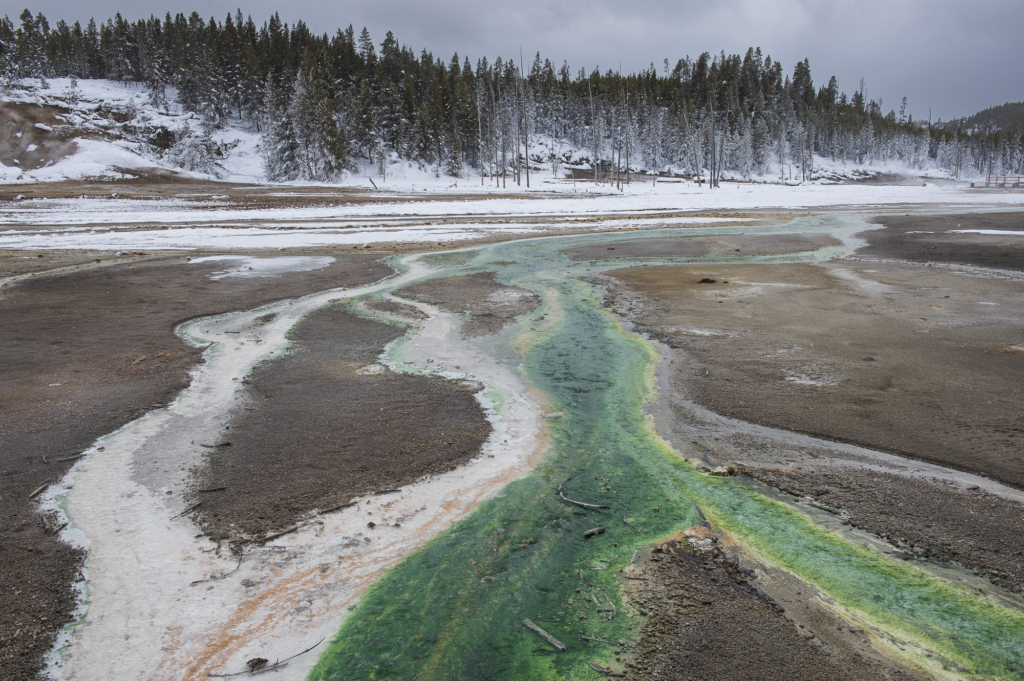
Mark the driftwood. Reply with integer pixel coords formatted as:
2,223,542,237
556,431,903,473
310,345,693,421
523,619,566,651
191,550,244,586
198,487,227,493
172,502,202,520
583,527,606,538
206,637,326,677
262,520,323,543
54,452,87,463
558,477,610,510
589,662,626,677
622,516,641,533
28,481,50,499
319,501,356,515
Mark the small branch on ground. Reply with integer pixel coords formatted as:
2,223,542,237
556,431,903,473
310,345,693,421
262,519,323,543
319,501,356,515
191,549,244,586
558,476,610,510
54,452,86,462
589,662,626,677
523,618,566,651
206,637,326,678
171,502,202,520
28,481,51,499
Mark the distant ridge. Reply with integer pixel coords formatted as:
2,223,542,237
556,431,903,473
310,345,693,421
942,102,1024,133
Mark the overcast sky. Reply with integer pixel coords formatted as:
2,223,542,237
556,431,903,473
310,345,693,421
19,0,1024,120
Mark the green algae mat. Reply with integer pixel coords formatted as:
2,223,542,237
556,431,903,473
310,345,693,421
310,223,1024,680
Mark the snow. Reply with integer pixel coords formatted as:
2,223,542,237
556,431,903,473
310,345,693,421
2,79,265,184
188,255,336,279
952,229,1024,236
22,138,158,183
0,182,1022,251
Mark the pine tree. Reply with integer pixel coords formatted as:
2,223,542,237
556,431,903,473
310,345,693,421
262,77,301,181
290,51,349,180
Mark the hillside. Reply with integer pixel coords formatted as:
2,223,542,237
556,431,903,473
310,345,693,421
943,101,1024,133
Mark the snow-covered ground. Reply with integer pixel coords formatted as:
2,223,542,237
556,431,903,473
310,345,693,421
1,182,1023,251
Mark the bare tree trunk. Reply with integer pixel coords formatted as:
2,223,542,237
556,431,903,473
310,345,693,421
612,106,619,190
498,79,506,188
521,47,529,189
589,81,598,184
716,101,729,188
625,83,630,186
478,90,484,185
491,83,499,187
682,104,702,185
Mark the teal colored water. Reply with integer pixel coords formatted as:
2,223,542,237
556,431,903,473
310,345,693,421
310,222,1024,680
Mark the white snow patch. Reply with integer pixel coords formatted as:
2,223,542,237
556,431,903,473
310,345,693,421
188,255,334,279
952,229,1024,236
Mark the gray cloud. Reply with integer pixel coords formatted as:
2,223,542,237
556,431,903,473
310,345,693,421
19,0,1024,120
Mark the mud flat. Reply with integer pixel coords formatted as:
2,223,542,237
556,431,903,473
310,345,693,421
597,233,1024,675
394,271,541,337
188,305,492,542
859,210,1024,271
625,538,916,680
0,253,391,679
562,231,840,261
606,260,1024,487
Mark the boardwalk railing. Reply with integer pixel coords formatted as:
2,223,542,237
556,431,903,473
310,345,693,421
985,175,1024,187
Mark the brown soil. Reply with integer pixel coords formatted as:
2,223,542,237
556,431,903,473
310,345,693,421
395,271,541,337
187,305,492,542
599,246,1024,673
745,467,1024,594
0,173,541,206
0,251,112,279
626,540,914,680
605,260,1024,489
0,253,392,680
859,211,1024,271
562,232,841,261
363,297,428,320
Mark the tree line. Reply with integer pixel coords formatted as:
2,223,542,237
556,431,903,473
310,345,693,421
2,8,1022,182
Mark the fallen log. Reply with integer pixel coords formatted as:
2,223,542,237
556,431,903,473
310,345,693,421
523,618,566,651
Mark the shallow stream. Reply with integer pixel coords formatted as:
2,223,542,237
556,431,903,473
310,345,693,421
312,217,1024,680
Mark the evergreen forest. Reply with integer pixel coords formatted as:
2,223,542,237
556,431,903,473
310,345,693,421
3,8,1022,182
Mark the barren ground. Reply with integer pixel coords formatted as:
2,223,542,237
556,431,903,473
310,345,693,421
625,539,917,680
0,253,392,678
860,211,1024,271
187,305,492,543
598,218,1024,675
395,271,541,337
